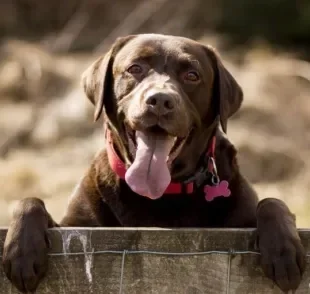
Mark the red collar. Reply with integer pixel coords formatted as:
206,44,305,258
105,128,216,195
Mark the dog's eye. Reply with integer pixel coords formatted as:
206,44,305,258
184,71,200,82
127,64,143,75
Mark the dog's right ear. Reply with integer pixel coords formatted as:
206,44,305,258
204,45,243,133
82,35,136,122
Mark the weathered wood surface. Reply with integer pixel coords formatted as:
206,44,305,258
0,228,310,293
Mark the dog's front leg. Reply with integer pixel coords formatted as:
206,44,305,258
256,198,306,292
2,197,57,293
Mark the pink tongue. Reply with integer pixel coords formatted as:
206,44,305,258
125,131,174,199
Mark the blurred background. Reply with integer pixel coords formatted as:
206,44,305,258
0,0,309,226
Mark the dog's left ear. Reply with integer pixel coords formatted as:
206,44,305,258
204,45,243,133
82,35,136,121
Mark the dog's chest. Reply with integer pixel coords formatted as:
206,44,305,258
106,183,232,227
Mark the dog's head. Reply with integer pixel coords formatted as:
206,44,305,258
82,34,243,199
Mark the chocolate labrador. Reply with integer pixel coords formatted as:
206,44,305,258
2,34,306,293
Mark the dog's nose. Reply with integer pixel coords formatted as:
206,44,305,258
145,93,175,115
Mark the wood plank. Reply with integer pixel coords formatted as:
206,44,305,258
0,228,309,293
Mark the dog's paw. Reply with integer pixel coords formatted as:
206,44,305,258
257,198,306,292
2,198,50,293
259,231,306,292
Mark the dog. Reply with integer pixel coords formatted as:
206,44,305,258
2,34,306,293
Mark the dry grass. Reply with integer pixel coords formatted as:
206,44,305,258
0,37,309,227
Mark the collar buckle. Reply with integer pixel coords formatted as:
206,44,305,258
183,156,213,188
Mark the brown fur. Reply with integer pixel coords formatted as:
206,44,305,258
2,34,306,293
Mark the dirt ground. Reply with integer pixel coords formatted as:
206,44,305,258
0,36,309,227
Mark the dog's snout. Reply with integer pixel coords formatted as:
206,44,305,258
145,93,175,115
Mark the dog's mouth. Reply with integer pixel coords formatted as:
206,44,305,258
124,124,187,199
126,124,186,164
